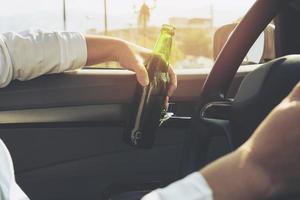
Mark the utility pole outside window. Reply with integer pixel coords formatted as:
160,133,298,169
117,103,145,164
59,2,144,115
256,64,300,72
104,0,108,35
63,0,67,30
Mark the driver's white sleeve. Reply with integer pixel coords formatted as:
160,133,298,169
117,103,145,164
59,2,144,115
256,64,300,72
0,29,87,88
142,172,213,200
0,139,29,200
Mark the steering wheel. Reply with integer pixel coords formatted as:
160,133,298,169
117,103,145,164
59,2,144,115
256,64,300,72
183,0,296,174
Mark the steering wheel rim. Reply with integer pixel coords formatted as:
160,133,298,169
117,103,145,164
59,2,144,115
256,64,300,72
183,0,292,175
199,0,290,105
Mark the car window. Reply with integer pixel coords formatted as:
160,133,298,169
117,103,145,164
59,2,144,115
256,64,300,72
0,0,261,69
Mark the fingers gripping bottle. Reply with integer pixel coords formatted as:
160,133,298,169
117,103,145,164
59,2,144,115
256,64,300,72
124,24,175,148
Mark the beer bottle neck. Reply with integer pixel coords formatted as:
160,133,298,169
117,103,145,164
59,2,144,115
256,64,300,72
152,32,173,64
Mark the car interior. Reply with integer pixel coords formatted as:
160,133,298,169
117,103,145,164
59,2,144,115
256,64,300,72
1,0,300,199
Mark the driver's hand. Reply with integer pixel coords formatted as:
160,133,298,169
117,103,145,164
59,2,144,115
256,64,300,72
116,40,177,101
243,82,300,196
85,36,177,106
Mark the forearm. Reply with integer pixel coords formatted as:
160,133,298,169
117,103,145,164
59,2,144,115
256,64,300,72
0,30,151,88
201,148,272,200
85,35,151,86
142,148,270,200
85,35,126,66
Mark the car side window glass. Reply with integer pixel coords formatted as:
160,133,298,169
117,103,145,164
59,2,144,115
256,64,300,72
1,0,269,69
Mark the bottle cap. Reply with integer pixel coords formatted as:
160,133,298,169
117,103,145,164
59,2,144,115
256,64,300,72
161,24,176,36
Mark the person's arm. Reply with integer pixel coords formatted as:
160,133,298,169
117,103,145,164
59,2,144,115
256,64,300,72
85,35,177,95
143,82,300,200
85,35,151,87
202,81,300,200
200,149,271,200
0,30,177,96
142,149,270,200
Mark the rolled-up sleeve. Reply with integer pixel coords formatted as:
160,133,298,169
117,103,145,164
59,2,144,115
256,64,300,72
142,172,213,200
0,30,87,88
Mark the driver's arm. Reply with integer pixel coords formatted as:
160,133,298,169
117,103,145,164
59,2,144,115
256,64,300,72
143,82,300,200
0,30,176,95
142,150,268,200
0,30,144,87
0,30,177,199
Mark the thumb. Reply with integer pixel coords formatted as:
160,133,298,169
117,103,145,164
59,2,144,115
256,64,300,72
135,63,149,86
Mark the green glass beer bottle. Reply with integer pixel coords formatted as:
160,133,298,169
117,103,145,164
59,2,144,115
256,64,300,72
124,24,175,148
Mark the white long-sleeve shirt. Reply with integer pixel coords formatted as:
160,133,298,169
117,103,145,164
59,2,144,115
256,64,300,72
0,29,87,88
142,172,213,200
0,30,213,200
0,140,29,200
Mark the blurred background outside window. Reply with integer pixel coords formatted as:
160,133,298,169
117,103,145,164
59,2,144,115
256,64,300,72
0,0,256,69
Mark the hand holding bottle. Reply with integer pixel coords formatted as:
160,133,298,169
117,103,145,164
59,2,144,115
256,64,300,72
86,35,177,97
123,24,176,148
116,39,177,98
85,34,177,100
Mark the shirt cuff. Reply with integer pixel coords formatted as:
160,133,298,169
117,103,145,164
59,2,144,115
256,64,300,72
142,172,213,200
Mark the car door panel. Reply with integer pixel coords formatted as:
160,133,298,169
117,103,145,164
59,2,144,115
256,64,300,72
1,126,186,199
0,67,253,199
0,68,250,110
0,105,125,124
